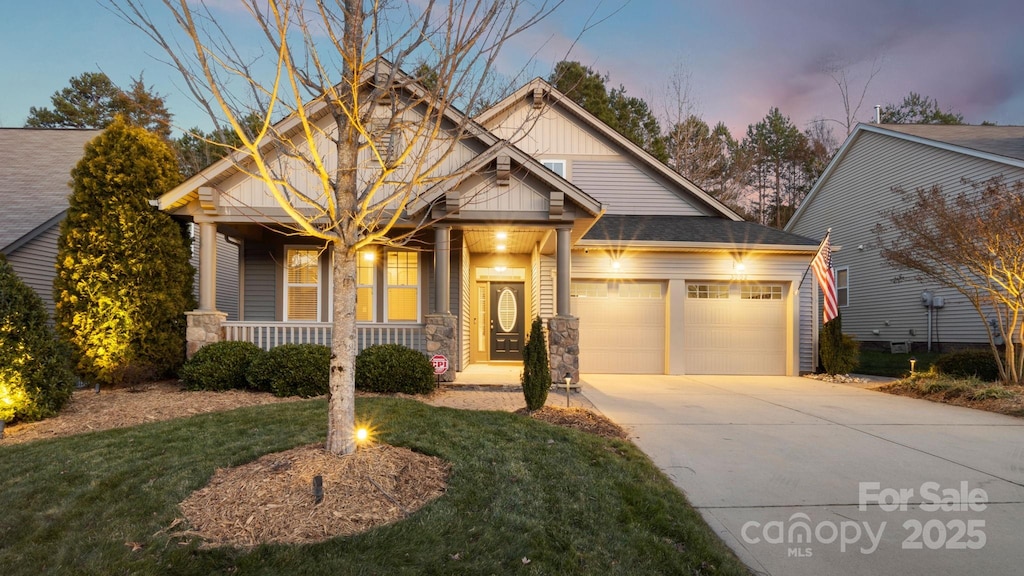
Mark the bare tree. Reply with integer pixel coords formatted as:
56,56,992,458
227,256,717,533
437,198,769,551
824,56,883,136
109,0,561,455
876,177,1024,384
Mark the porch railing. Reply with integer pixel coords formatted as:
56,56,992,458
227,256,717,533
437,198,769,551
222,321,426,353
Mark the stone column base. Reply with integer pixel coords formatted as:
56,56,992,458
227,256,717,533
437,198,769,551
547,315,579,387
424,313,458,382
185,310,227,359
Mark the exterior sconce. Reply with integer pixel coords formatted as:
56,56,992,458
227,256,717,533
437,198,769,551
734,260,746,272
611,259,621,270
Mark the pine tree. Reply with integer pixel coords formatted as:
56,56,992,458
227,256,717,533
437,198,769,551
54,116,194,387
521,317,552,411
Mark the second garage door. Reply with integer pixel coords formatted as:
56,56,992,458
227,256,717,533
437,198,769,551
571,281,665,374
683,282,788,375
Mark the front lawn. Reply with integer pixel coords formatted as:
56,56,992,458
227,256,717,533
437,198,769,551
0,398,747,575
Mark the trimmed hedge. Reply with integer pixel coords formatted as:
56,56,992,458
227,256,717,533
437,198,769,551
247,344,330,398
179,341,265,391
355,344,436,395
933,349,1001,382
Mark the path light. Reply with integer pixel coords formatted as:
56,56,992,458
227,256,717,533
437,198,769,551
909,357,917,375
564,373,572,408
355,426,370,444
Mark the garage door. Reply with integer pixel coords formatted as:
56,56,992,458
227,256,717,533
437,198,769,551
684,282,787,375
571,281,665,374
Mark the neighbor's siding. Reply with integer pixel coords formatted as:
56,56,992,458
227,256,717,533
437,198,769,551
789,130,1024,345
6,222,60,318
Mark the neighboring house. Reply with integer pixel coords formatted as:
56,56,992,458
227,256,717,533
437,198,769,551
158,73,820,378
0,128,239,321
786,123,1024,352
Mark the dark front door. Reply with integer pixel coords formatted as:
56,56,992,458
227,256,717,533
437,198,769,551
489,282,524,361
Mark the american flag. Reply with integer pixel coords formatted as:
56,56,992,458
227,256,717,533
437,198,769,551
810,231,838,324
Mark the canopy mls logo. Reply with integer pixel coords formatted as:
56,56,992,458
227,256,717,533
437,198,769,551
741,481,989,558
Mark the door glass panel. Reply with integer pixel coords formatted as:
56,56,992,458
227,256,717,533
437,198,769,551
497,288,517,332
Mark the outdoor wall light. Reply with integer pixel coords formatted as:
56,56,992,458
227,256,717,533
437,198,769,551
734,260,746,272
611,259,621,270
496,243,506,252
495,231,508,240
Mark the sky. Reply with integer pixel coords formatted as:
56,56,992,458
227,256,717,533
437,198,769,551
1,0,1021,142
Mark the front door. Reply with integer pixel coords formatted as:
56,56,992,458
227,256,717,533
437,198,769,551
489,282,524,360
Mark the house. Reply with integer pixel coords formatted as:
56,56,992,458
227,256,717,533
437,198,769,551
0,128,239,321
786,123,1024,352
157,73,820,380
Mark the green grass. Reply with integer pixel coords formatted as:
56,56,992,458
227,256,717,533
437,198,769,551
0,398,747,575
857,350,943,377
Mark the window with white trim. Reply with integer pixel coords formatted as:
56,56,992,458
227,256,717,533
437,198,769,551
836,267,849,307
285,247,320,321
541,159,566,178
356,250,376,321
386,251,419,321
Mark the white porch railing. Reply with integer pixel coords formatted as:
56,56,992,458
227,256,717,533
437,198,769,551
222,321,426,353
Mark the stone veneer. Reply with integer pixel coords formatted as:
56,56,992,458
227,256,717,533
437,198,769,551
547,315,579,387
424,313,458,382
185,310,227,359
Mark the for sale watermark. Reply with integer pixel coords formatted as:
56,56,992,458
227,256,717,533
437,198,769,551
740,481,988,557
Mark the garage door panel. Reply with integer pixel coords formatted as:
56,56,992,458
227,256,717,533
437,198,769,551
572,282,665,374
684,283,787,375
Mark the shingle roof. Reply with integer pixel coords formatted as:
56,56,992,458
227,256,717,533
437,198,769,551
0,128,101,252
583,215,819,247
879,124,1024,161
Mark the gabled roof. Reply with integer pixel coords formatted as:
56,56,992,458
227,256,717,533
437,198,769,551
0,128,101,253
583,215,818,252
409,140,603,217
476,78,744,222
157,61,500,212
786,123,1024,232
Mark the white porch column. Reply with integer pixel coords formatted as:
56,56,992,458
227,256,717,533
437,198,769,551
198,220,218,311
556,225,571,316
434,224,451,314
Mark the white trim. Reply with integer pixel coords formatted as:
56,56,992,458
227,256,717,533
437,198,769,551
541,159,567,178
283,245,322,322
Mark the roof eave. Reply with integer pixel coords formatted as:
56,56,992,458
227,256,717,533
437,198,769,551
575,238,819,253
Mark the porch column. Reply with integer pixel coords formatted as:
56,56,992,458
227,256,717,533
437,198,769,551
434,224,451,314
198,220,217,311
556,225,571,315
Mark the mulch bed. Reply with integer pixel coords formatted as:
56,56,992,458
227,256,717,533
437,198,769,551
517,406,629,440
175,443,449,548
877,382,1024,418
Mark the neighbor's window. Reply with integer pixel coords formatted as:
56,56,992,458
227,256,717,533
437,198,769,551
541,159,566,178
836,267,849,307
285,247,320,321
687,284,730,299
386,251,419,321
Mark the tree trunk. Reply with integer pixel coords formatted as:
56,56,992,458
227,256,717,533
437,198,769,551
326,243,359,454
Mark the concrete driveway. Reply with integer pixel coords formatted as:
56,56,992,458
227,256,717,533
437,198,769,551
581,374,1024,576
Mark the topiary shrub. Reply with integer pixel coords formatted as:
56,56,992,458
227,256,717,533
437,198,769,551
355,344,436,395
180,341,265,391
933,349,1000,382
819,316,860,375
521,317,551,411
0,255,76,423
246,344,330,397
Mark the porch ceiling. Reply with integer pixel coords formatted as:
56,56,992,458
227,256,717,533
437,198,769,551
463,228,550,255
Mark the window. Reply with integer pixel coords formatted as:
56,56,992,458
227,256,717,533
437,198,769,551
619,282,663,299
570,281,608,298
541,159,566,178
687,284,730,299
386,251,419,321
356,250,376,322
741,284,783,300
836,267,849,307
285,247,320,321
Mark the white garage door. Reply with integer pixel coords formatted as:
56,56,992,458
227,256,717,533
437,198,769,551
684,282,787,375
571,281,665,374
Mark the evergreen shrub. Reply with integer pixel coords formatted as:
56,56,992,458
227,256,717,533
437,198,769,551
180,341,265,391
933,349,1000,382
355,344,436,395
247,344,330,397
521,317,551,410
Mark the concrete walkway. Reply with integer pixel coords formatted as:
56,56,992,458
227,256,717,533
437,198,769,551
581,374,1024,576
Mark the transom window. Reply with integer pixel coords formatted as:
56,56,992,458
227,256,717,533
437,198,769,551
687,284,730,299
570,281,608,298
836,267,849,307
284,247,320,321
741,285,784,300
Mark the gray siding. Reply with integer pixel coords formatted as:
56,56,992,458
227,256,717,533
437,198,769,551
573,160,708,216
243,242,278,321
189,230,240,320
789,130,1024,345
799,281,814,373
6,222,60,318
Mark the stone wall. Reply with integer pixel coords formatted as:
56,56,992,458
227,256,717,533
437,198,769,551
185,310,227,358
424,313,458,382
547,315,579,387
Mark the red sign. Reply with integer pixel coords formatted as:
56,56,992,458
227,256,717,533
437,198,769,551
430,354,449,375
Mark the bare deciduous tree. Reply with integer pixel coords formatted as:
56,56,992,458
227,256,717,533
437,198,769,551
876,177,1024,384
109,0,561,454
824,56,883,135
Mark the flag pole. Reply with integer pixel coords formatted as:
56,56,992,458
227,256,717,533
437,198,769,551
797,228,831,291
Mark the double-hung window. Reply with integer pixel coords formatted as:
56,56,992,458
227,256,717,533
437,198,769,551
356,250,376,321
284,247,320,321
386,251,419,321
835,267,850,307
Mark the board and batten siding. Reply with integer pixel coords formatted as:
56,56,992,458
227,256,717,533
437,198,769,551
570,250,814,375
789,130,1024,345
572,160,708,216
484,104,616,157
5,222,61,318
